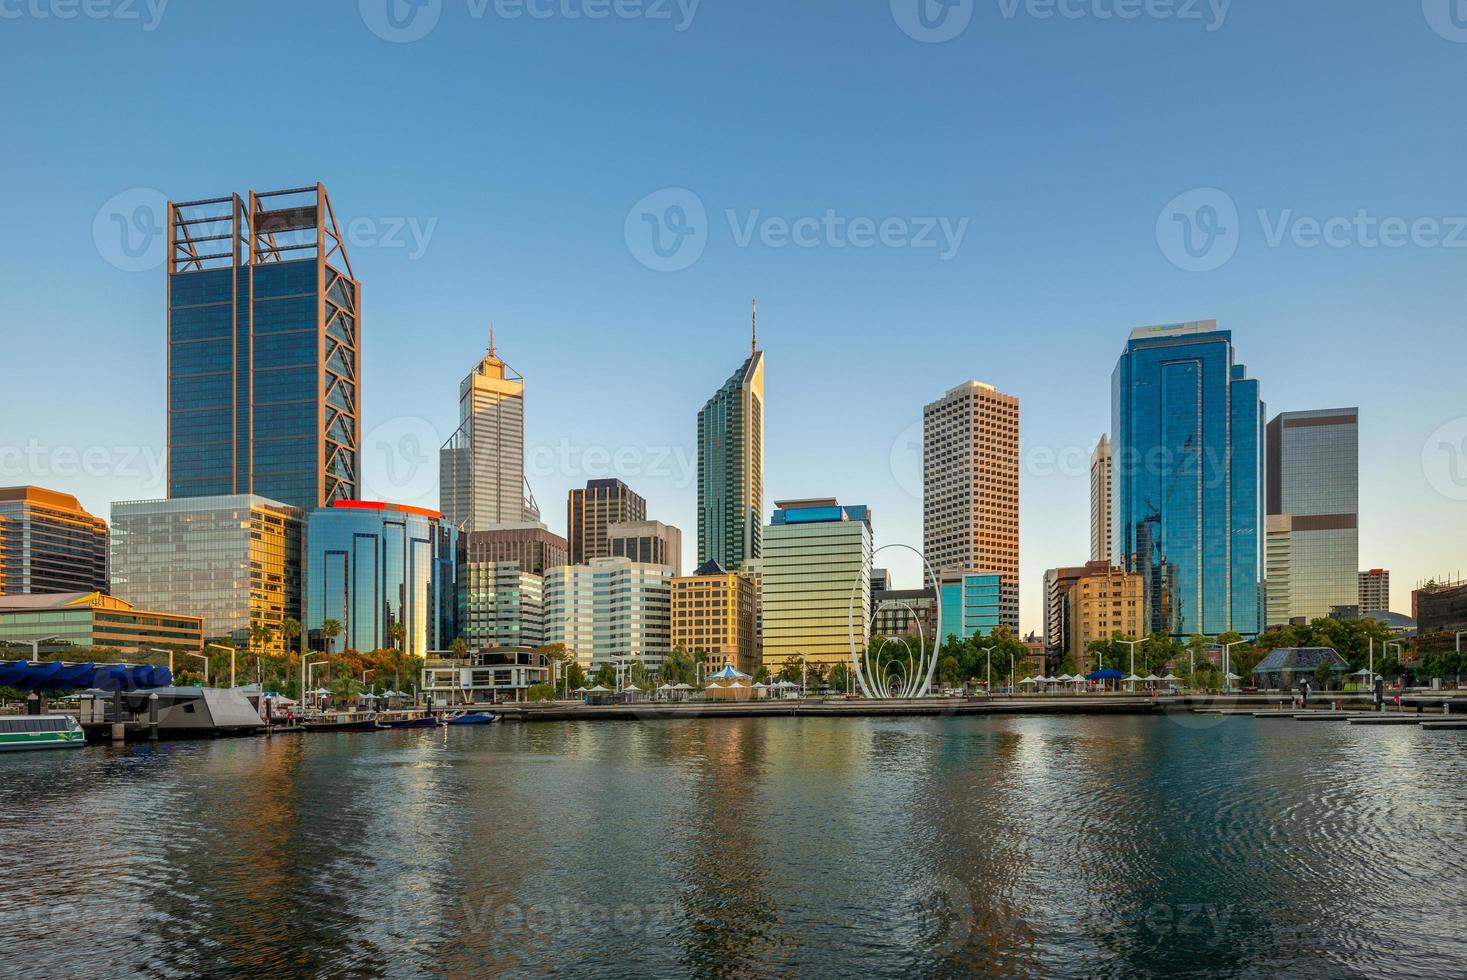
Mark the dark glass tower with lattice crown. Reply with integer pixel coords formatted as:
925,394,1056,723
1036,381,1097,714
166,184,361,511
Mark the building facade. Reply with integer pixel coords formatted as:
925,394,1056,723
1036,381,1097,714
1068,565,1147,665
0,592,203,654
1043,563,1096,662
939,570,1003,641
567,479,647,566
1359,569,1390,616
0,487,109,596
671,560,759,676
923,381,1020,631
304,501,457,658
440,334,539,531
458,561,543,653
1264,408,1359,626
543,557,673,670
1090,435,1112,563
111,495,301,655
608,520,683,576
761,498,872,669
697,317,765,570
872,588,939,642
1112,321,1264,638
1413,580,1467,637
460,524,567,577
167,185,360,511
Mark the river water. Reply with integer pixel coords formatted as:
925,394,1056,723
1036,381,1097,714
3,714,1465,978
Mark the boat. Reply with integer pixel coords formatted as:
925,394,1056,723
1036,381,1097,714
0,714,86,752
443,711,498,726
378,711,441,729
303,711,381,732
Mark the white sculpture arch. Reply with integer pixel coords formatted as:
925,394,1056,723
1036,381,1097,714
848,544,942,699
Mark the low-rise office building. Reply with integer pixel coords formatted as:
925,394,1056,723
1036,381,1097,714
0,591,203,654
671,560,758,676
0,486,109,596
543,556,673,670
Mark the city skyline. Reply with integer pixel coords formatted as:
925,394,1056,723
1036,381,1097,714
4,4,1465,632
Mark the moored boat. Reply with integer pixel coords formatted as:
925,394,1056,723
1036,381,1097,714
378,711,441,729
303,711,381,732
0,714,86,752
443,711,498,726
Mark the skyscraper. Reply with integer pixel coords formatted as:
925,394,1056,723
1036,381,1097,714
1112,321,1264,639
608,520,683,575
1264,408,1359,625
440,332,539,531
543,557,673,670
167,184,360,511
922,381,1020,632
567,480,646,565
0,487,109,596
1359,569,1390,616
1089,435,1112,563
762,498,872,669
697,304,765,569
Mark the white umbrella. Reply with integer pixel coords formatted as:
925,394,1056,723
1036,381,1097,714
574,686,589,693
588,685,611,693
752,682,769,689
1018,677,1038,685
673,683,694,691
658,683,676,691
1124,674,1144,682
728,681,748,689
623,684,641,693
1056,673,1073,682
1143,674,1162,682
1225,672,1242,681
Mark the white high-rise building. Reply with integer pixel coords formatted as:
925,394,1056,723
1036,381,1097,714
543,557,673,670
1089,435,1112,563
440,333,539,531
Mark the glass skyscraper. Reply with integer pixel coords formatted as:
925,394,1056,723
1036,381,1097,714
1111,321,1264,638
938,571,1003,641
305,502,457,657
761,498,872,669
697,310,764,570
1265,408,1359,625
167,185,360,511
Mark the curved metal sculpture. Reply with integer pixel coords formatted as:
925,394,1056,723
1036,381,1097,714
848,544,942,699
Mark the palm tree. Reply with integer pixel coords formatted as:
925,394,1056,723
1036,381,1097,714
282,617,302,657
321,619,343,696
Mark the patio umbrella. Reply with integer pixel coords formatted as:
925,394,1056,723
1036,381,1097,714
574,686,589,693
673,683,694,691
1143,673,1162,683
587,685,611,693
623,684,641,693
1018,677,1038,685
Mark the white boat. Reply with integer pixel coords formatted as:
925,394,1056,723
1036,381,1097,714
0,715,86,752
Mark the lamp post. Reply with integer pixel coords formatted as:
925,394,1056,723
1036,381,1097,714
980,645,996,698
148,648,174,675
26,635,62,663
1120,639,1142,691
1385,641,1405,691
1220,640,1247,694
206,643,236,688
1008,650,1016,698
308,660,328,708
797,655,809,698
184,651,209,687
300,651,320,711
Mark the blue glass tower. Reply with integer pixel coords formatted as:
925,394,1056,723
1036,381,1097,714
1112,321,1264,638
167,185,360,511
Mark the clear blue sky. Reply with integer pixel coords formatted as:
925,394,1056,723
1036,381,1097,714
2,1,1465,632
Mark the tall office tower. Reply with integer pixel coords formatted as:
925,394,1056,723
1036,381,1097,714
922,381,1020,631
440,333,539,531
1089,435,1112,563
1359,569,1390,616
304,501,457,658
543,557,673,670
697,304,765,569
460,525,567,578
1112,321,1264,639
1264,408,1360,626
761,498,872,669
458,561,544,654
167,185,360,511
608,520,683,576
567,479,646,565
0,487,109,596
1043,564,1091,662
111,495,301,656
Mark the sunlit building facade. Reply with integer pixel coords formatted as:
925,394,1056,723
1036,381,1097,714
697,316,764,570
938,570,1002,641
110,495,301,655
304,501,457,657
567,479,646,565
762,498,872,670
458,560,543,653
1359,569,1390,617
1090,435,1112,563
1112,321,1264,638
0,592,203,654
543,557,673,670
440,334,539,531
167,185,360,511
0,486,109,596
1068,565,1147,664
671,560,758,675
609,520,683,576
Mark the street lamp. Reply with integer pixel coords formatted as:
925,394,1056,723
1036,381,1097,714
25,635,62,663
1119,639,1142,691
1385,641,1405,689
147,648,174,675
979,645,996,698
300,651,321,710
183,651,210,687
206,643,237,688
308,660,329,708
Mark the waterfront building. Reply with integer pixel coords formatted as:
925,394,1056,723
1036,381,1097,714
110,495,300,655
1043,565,1091,663
460,523,567,577
0,592,203,654
939,570,1002,641
567,479,646,565
761,498,872,669
872,587,938,641
440,333,539,531
1090,435,1112,563
304,501,457,657
457,561,543,654
1359,569,1391,617
609,520,683,576
1264,408,1359,627
670,560,759,676
421,648,551,704
1251,646,1350,692
923,381,1020,631
1112,321,1264,638
543,556,673,670
1413,579,1467,637
1068,564,1147,665
697,309,764,569
0,487,109,596
167,185,360,511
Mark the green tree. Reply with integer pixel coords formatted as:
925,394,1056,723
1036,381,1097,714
1313,659,1333,692
450,637,469,658
828,661,852,694
282,617,302,657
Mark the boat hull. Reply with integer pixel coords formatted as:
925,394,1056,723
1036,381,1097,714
380,717,441,729
0,731,86,752
304,720,382,732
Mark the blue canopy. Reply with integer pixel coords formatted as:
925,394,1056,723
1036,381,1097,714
1086,668,1125,681
0,660,172,693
